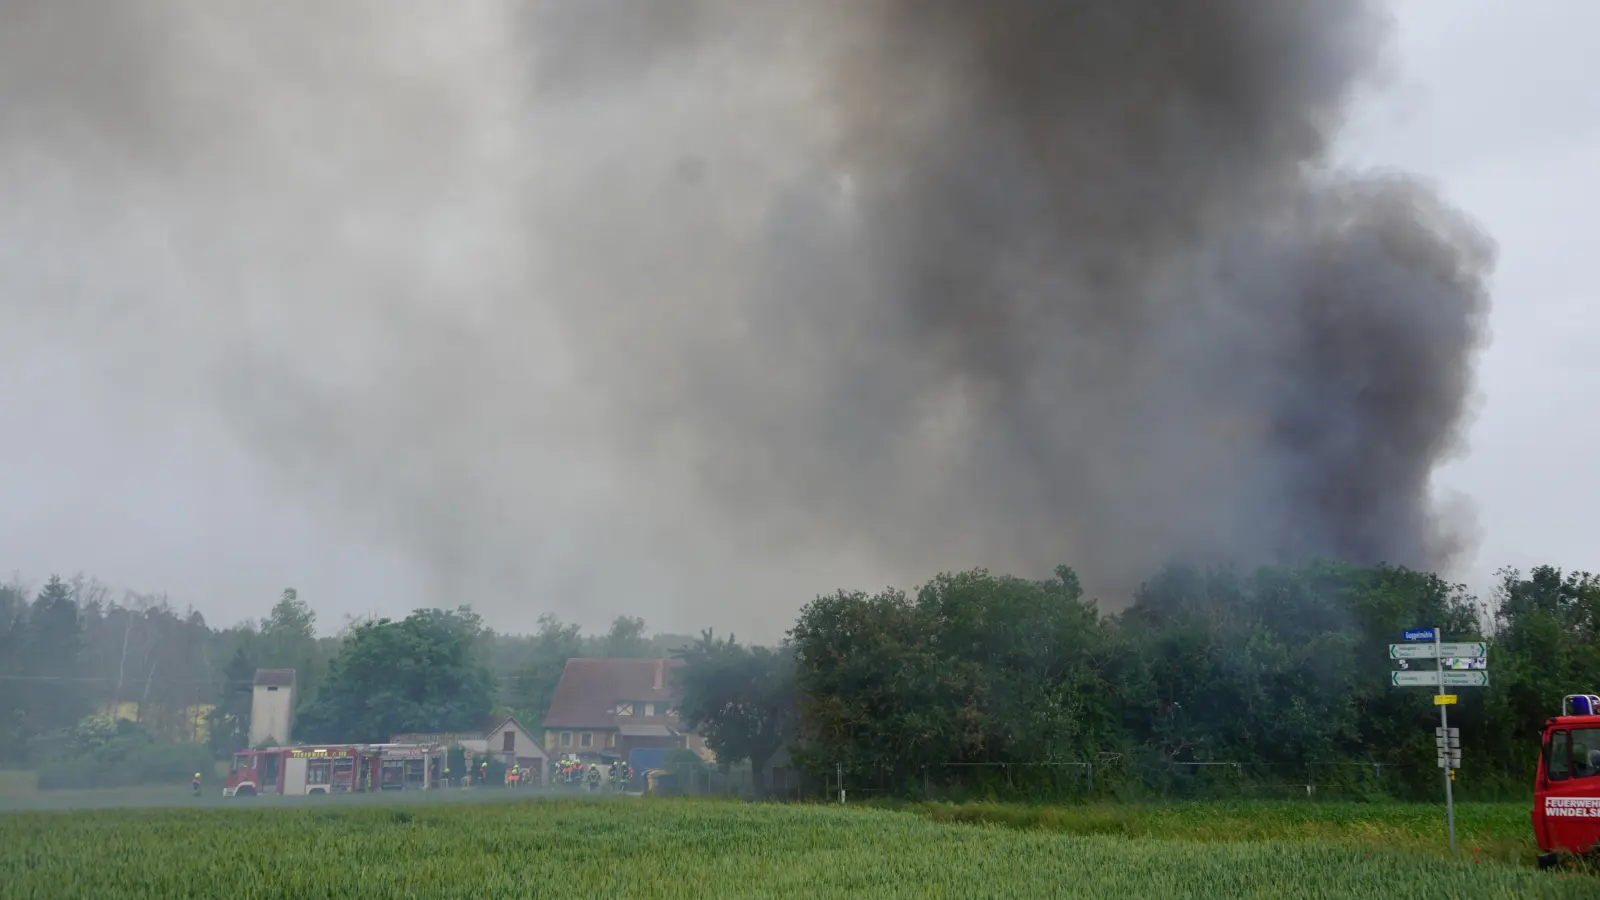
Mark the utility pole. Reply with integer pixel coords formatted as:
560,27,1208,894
1436,627,1457,856
1391,626,1482,854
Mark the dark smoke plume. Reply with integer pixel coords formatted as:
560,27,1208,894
0,1,1491,630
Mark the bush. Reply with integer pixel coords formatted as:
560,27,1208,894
36,716,213,790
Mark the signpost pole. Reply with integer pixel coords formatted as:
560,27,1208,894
1435,626,1457,855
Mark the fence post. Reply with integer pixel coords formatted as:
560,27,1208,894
837,763,845,804
1306,763,1314,798
923,764,929,800
1086,763,1093,798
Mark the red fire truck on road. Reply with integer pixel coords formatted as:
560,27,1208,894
1533,694,1600,867
223,744,445,797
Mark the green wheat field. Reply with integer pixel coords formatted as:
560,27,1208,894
0,796,1593,898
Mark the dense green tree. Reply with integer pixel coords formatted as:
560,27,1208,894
600,615,652,659
0,584,26,762
509,614,585,726
297,607,495,742
205,643,259,757
79,595,214,742
258,588,325,702
1474,567,1600,785
675,632,796,790
19,576,90,741
789,566,1117,794
1109,561,1480,796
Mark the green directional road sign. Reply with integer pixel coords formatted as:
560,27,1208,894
1392,670,1489,687
1389,643,1488,659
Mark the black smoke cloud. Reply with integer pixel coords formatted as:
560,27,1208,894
0,1,1491,628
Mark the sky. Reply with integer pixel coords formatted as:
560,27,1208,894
1337,0,1599,594
1,1,1596,639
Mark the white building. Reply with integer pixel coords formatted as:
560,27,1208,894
249,668,296,747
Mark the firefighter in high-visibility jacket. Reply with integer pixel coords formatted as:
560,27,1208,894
192,772,202,796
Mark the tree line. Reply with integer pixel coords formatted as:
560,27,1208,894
676,561,1600,800
0,576,691,773
4,559,1597,800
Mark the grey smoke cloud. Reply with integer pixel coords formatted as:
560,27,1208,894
0,1,1492,628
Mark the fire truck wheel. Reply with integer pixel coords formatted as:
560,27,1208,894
1536,852,1560,870
234,786,256,798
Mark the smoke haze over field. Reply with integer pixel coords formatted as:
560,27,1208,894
0,1,1492,629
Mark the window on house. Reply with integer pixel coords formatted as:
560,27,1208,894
644,703,655,716
561,732,572,747
616,702,633,717
581,732,592,748
503,730,515,753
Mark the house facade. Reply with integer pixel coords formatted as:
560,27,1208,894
393,715,548,781
541,658,710,764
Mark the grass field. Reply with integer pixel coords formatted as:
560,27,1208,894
904,799,1547,865
1,796,1594,899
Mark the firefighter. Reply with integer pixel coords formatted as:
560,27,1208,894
587,763,601,792
508,764,520,788
442,764,450,789
191,772,202,797
479,760,488,785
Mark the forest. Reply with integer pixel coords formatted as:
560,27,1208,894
1,559,1596,798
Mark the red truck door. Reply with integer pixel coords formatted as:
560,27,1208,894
1536,723,1600,855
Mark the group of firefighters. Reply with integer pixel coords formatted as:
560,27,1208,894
432,756,635,790
554,755,633,790
441,760,541,788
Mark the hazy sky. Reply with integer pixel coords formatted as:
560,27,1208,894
2,1,1595,639
1338,0,1599,594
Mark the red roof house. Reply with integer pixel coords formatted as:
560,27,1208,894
541,658,705,762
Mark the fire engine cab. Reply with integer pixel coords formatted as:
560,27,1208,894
1533,694,1600,867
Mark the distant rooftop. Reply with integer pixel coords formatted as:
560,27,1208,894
543,658,685,730
254,668,296,688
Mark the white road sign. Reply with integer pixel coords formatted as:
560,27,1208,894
1388,643,1487,659
1392,671,1489,687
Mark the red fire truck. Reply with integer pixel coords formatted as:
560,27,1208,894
223,744,445,797
367,743,447,792
1533,694,1600,867
224,745,368,797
